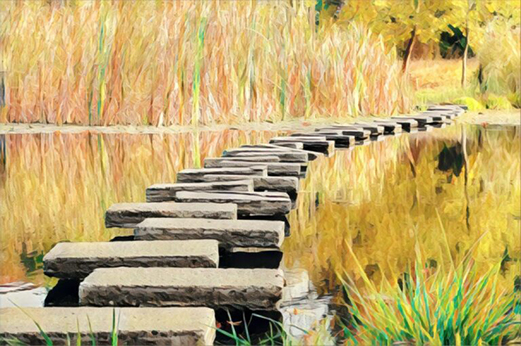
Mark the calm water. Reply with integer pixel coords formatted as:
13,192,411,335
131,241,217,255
1,124,519,295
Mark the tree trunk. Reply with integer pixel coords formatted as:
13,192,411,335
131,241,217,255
402,26,417,73
461,23,469,88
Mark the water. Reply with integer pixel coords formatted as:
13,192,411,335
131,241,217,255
1,124,519,299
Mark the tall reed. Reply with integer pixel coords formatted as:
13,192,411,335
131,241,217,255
2,1,411,126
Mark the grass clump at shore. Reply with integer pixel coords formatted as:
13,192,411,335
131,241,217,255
2,1,410,126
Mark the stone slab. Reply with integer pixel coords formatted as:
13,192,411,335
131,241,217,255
174,191,291,217
79,268,284,310
44,240,219,279
371,121,403,133
392,116,435,126
352,123,385,135
105,202,237,228
222,149,308,163
315,127,370,139
290,132,355,147
146,180,254,202
177,167,266,183
269,137,334,154
269,142,304,149
239,144,321,160
0,307,215,345
135,218,284,248
204,159,301,177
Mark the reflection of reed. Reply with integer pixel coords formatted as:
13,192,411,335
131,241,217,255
285,126,520,294
0,129,282,284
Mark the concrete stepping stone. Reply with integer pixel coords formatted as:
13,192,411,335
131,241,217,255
146,180,254,202
239,144,321,160
222,148,308,163
135,218,284,248
177,167,266,183
421,111,455,121
270,142,304,149
79,268,284,311
290,132,355,148
204,158,302,177
380,118,418,131
392,116,435,126
0,307,215,345
315,127,370,140
428,105,465,115
174,191,291,217
105,202,237,228
269,137,334,154
352,123,385,135
174,174,299,200
44,240,219,279
371,120,403,134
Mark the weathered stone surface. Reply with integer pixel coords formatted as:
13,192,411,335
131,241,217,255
381,118,418,131
206,156,281,163
79,268,284,310
392,116,436,126
105,202,237,228
352,123,385,135
427,105,465,115
222,149,308,163
146,180,253,202
315,127,370,139
204,159,301,177
421,111,455,121
282,268,312,302
135,218,284,248
290,132,355,147
174,191,291,217
177,167,266,183
269,137,334,154
0,307,215,345
44,240,219,279
172,175,298,198
371,121,403,133
240,144,321,160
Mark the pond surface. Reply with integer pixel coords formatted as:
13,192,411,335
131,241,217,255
1,124,519,296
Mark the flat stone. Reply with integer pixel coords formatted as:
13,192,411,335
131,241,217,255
173,175,298,199
135,218,284,248
222,149,308,163
392,116,436,126
282,269,312,301
371,120,403,133
240,144,321,160
174,191,291,217
269,137,334,154
381,118,418,131
428,105,465,115
352,123,385,135
44,240,219,279
204,159,301,177
177,167,266,183
421,111,455,121
79,268,284,310
205,156,281,163
105,202,237,228
290,132,355,148
269,142,304,149
146,180,254,202
315,127,370,139
0,307,215,345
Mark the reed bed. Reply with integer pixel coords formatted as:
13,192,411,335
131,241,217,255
2,1,411,126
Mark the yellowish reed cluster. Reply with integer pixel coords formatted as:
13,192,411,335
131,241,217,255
2,1,411,126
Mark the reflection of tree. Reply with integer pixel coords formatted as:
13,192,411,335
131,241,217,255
437,142,464,177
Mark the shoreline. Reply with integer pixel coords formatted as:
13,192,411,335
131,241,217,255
1,110,519,135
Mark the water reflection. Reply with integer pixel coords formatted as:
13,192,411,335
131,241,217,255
285,124,520,294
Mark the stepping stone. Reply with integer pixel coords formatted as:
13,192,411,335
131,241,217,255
79,268,284,310
105,202,237,228
177,167,266,183
428,105,465,115
282,268,312,301
269,137,334,154
290,132,355,148
352,123,385,135
44,240,219,279
174,191,291,217
0,307,215,345
421,111,455,121
146,180,254,202
381,118,418,131
204,158,302,177
371,120,403,134
135,218,284,248
392,116,435,126
175,175,299,199
270,142,304,149
315,127,370,140
239,144,321,160
223,148,308,163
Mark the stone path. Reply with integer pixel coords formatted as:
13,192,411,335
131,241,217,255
0,105,466,344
